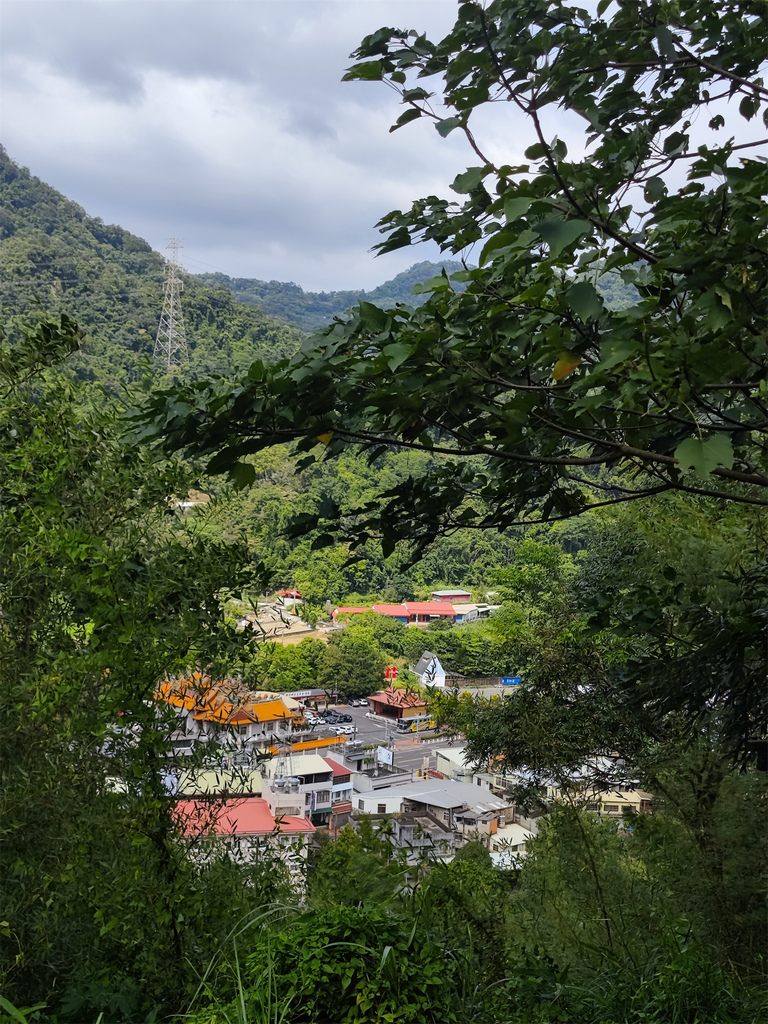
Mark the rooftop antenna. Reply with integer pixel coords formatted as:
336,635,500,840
154,238,189,369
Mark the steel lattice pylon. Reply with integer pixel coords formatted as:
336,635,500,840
154,238,189,369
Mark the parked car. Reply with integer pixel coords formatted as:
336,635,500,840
333,725,355,735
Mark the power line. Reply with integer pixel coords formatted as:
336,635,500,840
153,238,188,370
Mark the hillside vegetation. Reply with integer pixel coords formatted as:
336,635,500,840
0,147,303,389
196,260,467,332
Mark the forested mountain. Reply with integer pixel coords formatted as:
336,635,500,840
197,258,638,332
0,147,303,389
0,147,640,381
196,259,467,331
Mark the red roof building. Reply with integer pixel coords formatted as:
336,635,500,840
322,757,352,784
367,686,428,720
332,606,371,618
333,604,458,625
431,589,472,603
175,797,315,872
175,797,315,838
403,602,456,622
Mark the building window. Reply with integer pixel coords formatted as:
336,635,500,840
603,804,619,814
377,804,386,814
358,800,364,810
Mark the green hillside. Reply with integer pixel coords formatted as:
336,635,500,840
195,259,468,332
0,147,304,388
197,258,638,333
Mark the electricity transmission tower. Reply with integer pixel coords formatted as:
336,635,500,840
154,238,189,369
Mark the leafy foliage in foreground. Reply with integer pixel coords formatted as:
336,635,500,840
188,792,766,1024
0,318,280,1018
144,0,767,556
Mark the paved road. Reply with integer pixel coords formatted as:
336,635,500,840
390,747,436,773
307,703,456,751
308,704,394,746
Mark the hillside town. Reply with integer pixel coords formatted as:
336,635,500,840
148,617,654,879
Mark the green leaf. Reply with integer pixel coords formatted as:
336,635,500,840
435,116,463,137
739,95,757,121
357,301,390,331
451,166,487,194
478,230,515,266
390,108,422,133
644,176,668,201
675,435,735,476
0,995,35,1024
551,137,568,160
412,275,451,294
663,131,688,155
402,87,431,102
537,219,592,257
383,342,415,370
504,195,534,221
229,461,256,489
342,61,384,82
524,142,546,160
656,25,676,61
567,281,603,320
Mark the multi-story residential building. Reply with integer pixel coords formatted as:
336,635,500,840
262,753,335,826
353,778,513,860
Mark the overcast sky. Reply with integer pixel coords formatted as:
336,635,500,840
0,0,499,291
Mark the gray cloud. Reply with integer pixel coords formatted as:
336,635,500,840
0,0,480,290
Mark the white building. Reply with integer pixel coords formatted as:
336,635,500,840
412,651,447,688
262,752,335,825
354,778,510,832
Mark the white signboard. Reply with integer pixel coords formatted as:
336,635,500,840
376,745,394,766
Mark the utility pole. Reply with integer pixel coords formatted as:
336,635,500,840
154,238,189,370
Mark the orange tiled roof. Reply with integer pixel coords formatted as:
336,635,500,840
266,736,346,755
156,674,299,726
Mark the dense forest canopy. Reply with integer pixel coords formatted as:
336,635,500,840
0,146,640,392
196,260,468,332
